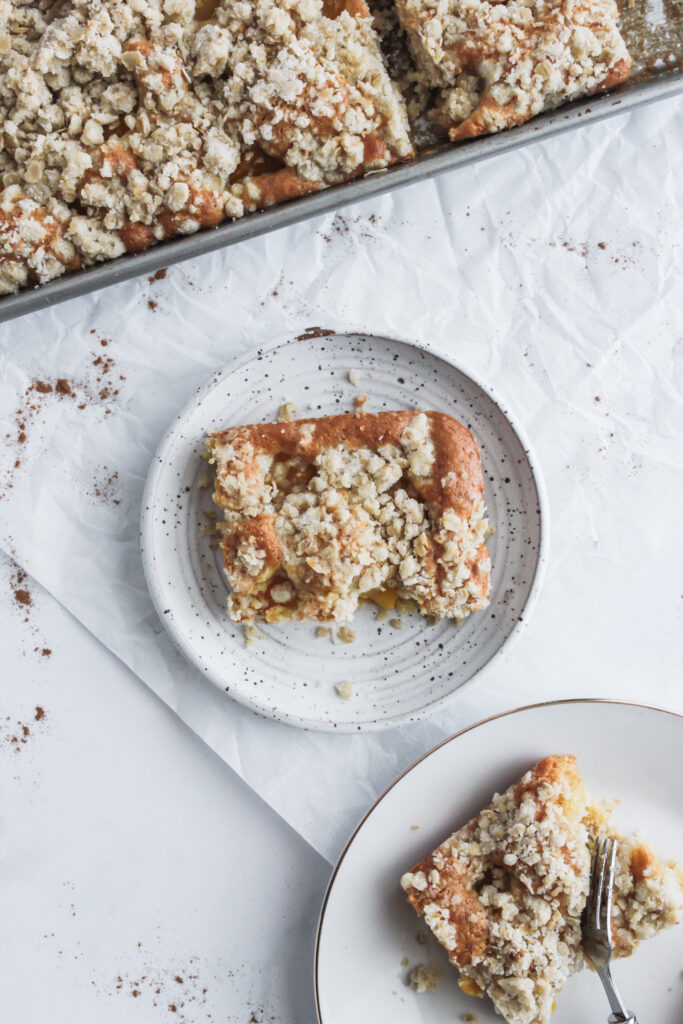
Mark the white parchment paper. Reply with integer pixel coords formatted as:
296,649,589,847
1,100,682,864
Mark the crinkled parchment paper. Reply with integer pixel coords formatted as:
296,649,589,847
1,100,682,863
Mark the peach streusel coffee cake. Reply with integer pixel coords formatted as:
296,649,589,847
401,755,683,1024
0,1,632,295
394,0,632,141
206,410,491,625
0,0,412,293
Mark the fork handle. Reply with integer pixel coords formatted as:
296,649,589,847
608,1014,637,1023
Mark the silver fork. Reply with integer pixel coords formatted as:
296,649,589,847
582,837,638,1024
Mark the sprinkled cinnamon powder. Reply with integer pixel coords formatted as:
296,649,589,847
3,705,47,751
1,344,124,500
3,555,53,658
108,956,216,1021
92,469,121,506
11,565,31,618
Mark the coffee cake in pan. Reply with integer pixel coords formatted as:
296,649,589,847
0,0,632,295
0,0,412,293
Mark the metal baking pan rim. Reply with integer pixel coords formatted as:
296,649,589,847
1,68,681,324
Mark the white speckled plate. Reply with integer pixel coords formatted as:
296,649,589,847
140,329,547,731
315,700,683,1023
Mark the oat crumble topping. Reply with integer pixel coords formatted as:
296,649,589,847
0,1,631,294
401,755,683,1024
206,409,491,625
394,0,631,140
0,0,412,293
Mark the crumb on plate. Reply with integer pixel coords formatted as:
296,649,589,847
409,963,440,993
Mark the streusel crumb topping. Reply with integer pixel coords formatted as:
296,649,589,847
0,0,412,292
394,0,631,140
207,409,491,625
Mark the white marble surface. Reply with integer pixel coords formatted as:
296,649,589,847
1,96,683,1023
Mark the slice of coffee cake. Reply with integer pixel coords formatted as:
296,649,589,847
401,755,682,1024
206,410,491,625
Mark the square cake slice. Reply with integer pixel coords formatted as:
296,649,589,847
394,0,632,141
400,755,683,1024
206,410,491,625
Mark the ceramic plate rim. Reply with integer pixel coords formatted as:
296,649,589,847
140,324,550,732
313,697,683,1020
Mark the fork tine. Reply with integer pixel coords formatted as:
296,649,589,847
599,839,618,934
591,837,608,929
586,836,598,920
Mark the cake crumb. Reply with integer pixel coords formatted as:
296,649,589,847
416,932,426,945
316,626,331,639
411,825,420,830
336,681,353,699
409,964,440,993
354,394,367,410
401,956,410,967
375,608,389,621
348,369,361,386
336,626,356,644
279,402,298,423
389,617,403,629
244,624,264,647
462,1014,479,1022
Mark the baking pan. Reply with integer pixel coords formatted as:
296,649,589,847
1,61,681,323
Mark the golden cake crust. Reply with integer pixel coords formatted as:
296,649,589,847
212,409,484,517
